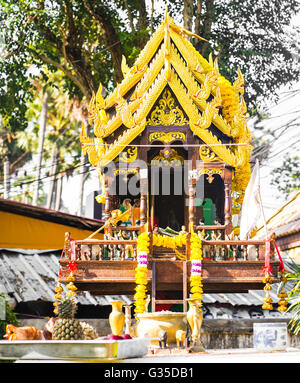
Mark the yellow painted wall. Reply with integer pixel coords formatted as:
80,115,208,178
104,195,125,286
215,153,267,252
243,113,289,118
0,211,103,250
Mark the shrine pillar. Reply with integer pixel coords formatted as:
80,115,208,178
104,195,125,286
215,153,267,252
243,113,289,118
139,160,148,228
188,181,195,232
224,168,233,235
104,177,111,221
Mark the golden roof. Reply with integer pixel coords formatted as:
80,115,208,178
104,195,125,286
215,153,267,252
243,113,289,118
81,12,252,169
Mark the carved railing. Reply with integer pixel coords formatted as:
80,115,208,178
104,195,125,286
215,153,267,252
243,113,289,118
110,225,141,240
64,232,269,263
66,239,137,261
200,240,267,261
194,225,226,241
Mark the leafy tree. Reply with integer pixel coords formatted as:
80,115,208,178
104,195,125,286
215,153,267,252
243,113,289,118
0,0,299,186
279,259,300,335
1,0,299,113
271,155,300,198
0,293,19,340
9,71,83,207
180,0,300,112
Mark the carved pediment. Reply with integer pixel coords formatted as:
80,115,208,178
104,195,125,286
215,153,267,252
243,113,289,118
147,89,188,126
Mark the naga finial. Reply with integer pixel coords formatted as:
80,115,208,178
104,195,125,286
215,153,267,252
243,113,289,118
121,55,130,77
233,66,245,96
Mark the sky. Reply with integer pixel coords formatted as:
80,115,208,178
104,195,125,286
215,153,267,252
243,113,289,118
252,82,300,220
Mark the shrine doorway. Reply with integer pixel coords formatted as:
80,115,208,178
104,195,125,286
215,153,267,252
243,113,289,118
195,174,225,226
148,143,187,231
151,169,185,231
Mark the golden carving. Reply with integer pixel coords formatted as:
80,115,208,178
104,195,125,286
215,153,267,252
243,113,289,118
233,66,245,97
193,87,222,130
114,168,139,176
105,64,148,110
147,89,188,126
83,14,251,173
192,55,219,101
115,93,137,129
103,21,165,110
151,150,184,167
199,146,221,162
166,68,241,167
117,146,138,163
231,95,248,139
99,118,147,167
197,168,223,183
169,44,232,137
80,122,106,167
151,151,184,167
121,55,130,77
88,84,109,138
131,45,165,102
169,22,208,43
164,11,171,81
149,131,186,143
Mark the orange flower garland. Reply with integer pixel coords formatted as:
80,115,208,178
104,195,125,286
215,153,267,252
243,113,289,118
189,233,203,306
134,231,204,313
134,232,150,318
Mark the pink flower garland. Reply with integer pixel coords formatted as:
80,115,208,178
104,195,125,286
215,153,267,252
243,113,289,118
191,260,202,275
137,251,148,267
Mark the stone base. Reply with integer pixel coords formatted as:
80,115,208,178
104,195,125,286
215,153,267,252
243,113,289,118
188,341,205,353
148,343,206,355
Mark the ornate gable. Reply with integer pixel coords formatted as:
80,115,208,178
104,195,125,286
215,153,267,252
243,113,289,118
81,12,252,170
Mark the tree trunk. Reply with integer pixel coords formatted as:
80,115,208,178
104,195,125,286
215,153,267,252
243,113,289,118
150,0,154,35
33,93,48,206
184,0,194,41
55,173,63,211
84,1,125,85
194,0,203,36
77,118,90,216
46,146,59,209
124,0,135,32
3,157,10,199
77,150,87,216
137,0,149,48
199,0,214,56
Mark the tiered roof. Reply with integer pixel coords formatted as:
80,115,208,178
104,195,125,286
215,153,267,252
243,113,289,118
80,12,252,172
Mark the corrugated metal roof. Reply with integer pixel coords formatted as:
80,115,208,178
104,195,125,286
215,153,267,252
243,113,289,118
0,248,294,310
0,249,132,306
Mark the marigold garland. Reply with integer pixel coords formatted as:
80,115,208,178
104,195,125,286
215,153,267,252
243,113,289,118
134,231,204,314
134,232,150,317
189,233,203,306
152,232,187,260
218,76,239,126
277,271,288,312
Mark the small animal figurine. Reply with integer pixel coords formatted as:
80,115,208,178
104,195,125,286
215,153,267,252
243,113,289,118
186,335,191,348
176,330,186,349
158,330,167,349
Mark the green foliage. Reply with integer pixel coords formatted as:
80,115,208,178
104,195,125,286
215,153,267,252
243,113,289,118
0,0,299,180
0,293,19,340
271,155,300,198
280,260,300,335
193,0,300,109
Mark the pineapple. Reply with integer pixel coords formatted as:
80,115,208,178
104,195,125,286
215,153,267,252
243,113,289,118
52,297,83,340
80,321,99,340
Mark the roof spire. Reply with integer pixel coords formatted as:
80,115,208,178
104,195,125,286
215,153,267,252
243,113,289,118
164,4,171,81
165,5,169,21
